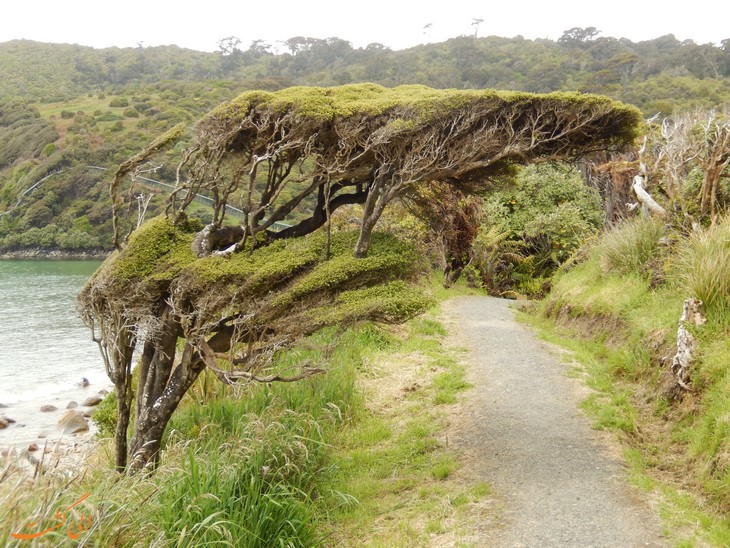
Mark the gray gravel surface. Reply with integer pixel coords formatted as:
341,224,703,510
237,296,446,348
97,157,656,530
442,296,667,548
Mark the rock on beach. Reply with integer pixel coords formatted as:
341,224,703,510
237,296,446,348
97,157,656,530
57,410,89,434
82,395,103,407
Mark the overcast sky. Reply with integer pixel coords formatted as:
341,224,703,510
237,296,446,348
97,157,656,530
2,0,727,52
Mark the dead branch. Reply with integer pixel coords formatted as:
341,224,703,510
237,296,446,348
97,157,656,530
670,298,706,393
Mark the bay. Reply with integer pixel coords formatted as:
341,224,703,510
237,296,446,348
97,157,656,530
0,260,106,406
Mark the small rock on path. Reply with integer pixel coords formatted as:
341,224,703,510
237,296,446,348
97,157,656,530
442,296,666,547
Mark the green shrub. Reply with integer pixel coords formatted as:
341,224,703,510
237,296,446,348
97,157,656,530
91,390,118,437
123,107,139,118
597,216,665,276
95,111,123,122
475,163,603,296
109,96,129,108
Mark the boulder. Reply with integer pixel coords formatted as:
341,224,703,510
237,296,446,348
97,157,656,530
0,415,16,424
28,443,39,452
79,377,90,387
0,417,10,429
0,402,8,408
40,404,57,412
98,389,109,396
57,410,89,434
66,401,78,409
82,395,103,407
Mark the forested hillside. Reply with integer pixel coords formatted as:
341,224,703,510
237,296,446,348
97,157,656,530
0,31,728,254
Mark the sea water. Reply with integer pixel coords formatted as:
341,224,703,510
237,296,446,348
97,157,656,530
0,260,107,406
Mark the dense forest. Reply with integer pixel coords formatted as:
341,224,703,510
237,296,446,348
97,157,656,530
0,30,728,257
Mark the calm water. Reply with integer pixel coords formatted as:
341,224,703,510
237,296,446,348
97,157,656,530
0,260,107,405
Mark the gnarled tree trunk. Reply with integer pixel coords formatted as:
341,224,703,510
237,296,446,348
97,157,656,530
127,309,235,474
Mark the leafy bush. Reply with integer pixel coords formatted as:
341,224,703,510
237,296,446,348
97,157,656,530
95,111,123,122
109,96,129,108
0,103,58,167
91,389,117,437
475,163,603,296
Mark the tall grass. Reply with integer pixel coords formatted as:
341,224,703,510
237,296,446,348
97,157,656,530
597,216,665,276
675,215,730,318
140,326,381,546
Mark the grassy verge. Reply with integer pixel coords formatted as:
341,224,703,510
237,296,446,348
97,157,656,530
316,316,485,546
1,286,487,546
521,216,730,547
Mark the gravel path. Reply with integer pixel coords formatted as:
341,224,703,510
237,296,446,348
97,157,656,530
441,296,666,547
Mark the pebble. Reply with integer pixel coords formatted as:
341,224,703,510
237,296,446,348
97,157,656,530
28,443,38,452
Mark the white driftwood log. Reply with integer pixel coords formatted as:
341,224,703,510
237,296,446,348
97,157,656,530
670,298,706,391
627,136,667,217
632,175,667,217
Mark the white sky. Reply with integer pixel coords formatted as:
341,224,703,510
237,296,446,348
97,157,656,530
1,0,727,52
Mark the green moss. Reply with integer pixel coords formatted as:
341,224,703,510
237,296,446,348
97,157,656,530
102,222,428,333
309,281,434,326
109,216,196,282
271,233,418,309
199,84,641,138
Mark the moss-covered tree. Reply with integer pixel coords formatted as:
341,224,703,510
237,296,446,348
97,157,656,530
79,84,641,474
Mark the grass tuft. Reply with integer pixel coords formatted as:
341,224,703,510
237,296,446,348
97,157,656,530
597,216,664,277
674,215,730,319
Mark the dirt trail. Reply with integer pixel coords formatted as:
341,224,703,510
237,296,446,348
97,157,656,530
441,296,666,547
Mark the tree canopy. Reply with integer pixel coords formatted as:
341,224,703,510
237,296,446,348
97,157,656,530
80,83,641,474
163,84,640,258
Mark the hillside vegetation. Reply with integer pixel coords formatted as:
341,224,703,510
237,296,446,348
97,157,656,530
0,32,729,254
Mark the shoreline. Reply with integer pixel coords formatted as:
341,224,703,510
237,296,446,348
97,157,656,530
0,248,110,260
0,379,112,458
